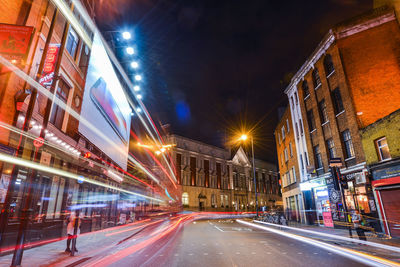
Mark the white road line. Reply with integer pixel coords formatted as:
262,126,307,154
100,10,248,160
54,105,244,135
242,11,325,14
204,253,208,255
214,225,225,232
238,220,399,267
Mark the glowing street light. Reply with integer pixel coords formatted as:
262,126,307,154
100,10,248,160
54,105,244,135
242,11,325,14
136,94,142,100
130,61,139,69
136,107,142,113
122,31,131,40
237,132,258,217
133,85,140,91
135,74,142,81
126,47,134,55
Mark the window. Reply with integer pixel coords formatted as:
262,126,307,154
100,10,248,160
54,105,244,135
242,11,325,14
324,54,335,76
294,92,298,105
304,152,309,165
314,145,323,169
295,122,299,138
326,139,336,159
302,80,310,98
312,68,321,88
300,154,304,171
182,192,189,205
289,142,293,157
376,137,391,161
50,79,70,129
286,119,290,133
307,110,316,132
281,126,286,140
278,133,281,144
78,44,90,74
281,153,284,166
319,99,328,124
292,167,297,183
299,119,304,135
332,87,344,114
284,148,288,162
66,27,79,59
342,130,355,159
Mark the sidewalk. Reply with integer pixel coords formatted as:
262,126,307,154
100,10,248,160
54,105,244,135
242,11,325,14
0,219,157,267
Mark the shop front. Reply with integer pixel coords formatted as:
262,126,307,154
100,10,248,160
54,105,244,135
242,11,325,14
371,160,400,238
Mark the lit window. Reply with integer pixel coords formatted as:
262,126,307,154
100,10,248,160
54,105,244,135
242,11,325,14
376,137,391,161
182,192,189,205
342,130,355,159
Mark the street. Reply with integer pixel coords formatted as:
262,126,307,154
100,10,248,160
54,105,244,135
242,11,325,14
106,219,367,267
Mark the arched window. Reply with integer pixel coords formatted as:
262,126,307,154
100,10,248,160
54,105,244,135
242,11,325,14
312,68,321,88
182,192,189,205
302,80,310,98
324,54,335,76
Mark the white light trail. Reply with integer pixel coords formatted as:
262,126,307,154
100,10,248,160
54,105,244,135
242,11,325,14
0,152,163,202
237,220,400,267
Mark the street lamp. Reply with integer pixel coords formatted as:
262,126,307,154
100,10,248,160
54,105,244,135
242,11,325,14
122,31,131,40
238,133,258,217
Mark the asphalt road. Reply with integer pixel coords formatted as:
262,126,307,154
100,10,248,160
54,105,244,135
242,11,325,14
118,219,368,267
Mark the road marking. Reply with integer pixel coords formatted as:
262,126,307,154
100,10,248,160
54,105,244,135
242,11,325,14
159,254,163,257
204,253,208,255
314,252,318,255
218,252,223,255
145,255,148,257
214,225,224,232
236,252,240,254
174,254,179,257
297,252,303,255
202,243,206,246
282,252,287,254
251,252,256,255
189,253,194,256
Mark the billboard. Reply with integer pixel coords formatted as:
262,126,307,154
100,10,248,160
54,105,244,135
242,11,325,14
79,32,131,170
0,23,34,60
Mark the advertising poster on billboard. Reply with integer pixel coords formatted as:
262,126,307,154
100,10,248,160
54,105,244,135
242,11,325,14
79,31,131,170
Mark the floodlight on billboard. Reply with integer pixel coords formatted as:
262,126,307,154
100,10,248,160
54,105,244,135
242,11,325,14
79,31,131,170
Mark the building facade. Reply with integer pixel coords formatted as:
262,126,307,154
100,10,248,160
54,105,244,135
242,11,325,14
284,7,400,227
275,106,305,223
361,109,400,237
165,134,281,211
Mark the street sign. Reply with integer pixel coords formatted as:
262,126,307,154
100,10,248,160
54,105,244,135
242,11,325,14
33,137,44,148
329,158,342,167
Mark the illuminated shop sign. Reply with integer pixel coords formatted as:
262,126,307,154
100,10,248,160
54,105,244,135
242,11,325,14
300,178,326,191
39,43,60,88
0,23,34,60
372,165,400,180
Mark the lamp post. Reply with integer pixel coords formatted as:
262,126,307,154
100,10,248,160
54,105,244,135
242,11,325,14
239,134,258,217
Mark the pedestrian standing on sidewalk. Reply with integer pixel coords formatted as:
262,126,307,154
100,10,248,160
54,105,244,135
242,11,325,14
353,210,367,241
65,210,81,253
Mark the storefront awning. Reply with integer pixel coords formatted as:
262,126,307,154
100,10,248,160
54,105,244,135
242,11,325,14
372,176,400,188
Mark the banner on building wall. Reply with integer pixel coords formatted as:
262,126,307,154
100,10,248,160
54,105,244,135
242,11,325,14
39,43,60,88
79,31,131,170
322,211,334,227
0,23,34,59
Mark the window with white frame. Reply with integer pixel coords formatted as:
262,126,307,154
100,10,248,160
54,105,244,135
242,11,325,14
375,137,391,161
286,119,290,133
284,148,288,162
289,142,293,157
342,129,355,159
281,126,286,140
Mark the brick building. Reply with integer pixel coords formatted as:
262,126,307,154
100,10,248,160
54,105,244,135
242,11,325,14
165,134,281,211
361,109,400,237
0,0,149,251
274,106,305,223
284,7,400,227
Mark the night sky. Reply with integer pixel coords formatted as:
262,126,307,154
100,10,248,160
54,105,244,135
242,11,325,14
95,0,372,162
